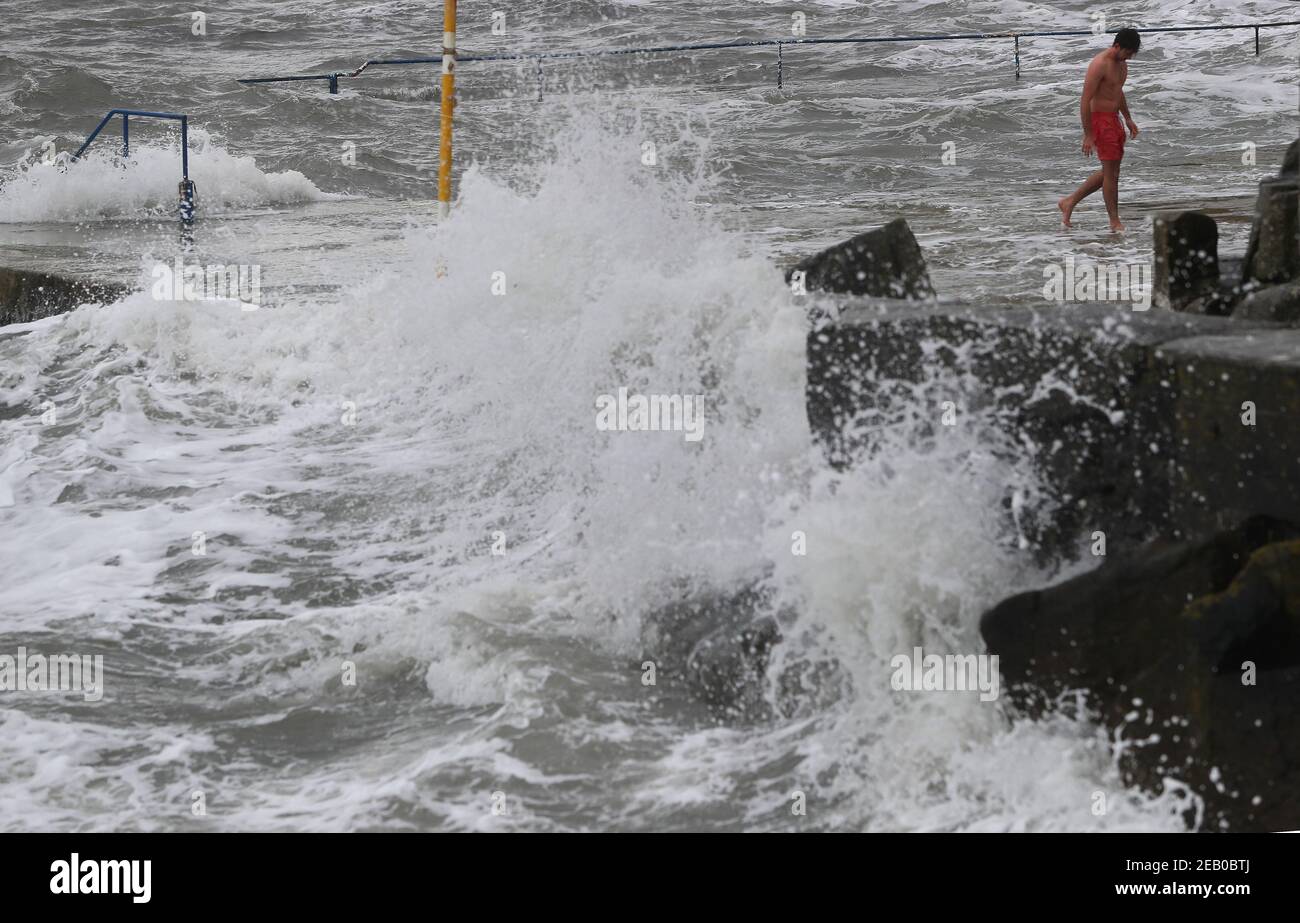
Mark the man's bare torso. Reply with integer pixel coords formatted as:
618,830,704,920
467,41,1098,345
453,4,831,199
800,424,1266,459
1087,50,1127,112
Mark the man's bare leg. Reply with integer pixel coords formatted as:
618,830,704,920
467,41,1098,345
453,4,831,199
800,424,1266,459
1059,169,1103,227
1102,160,1122,231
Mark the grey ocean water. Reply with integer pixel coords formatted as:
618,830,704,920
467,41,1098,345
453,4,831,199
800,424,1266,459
0,1,1296,831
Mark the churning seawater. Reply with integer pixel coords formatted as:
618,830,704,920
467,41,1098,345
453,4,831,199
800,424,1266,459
0,0,1296,830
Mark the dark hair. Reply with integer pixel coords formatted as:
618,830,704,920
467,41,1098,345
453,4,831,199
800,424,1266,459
1114,28,1141,52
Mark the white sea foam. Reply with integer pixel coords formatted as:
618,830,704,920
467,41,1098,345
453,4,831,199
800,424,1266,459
7,0,1286,829
0,108,1198,831
0,129,330,222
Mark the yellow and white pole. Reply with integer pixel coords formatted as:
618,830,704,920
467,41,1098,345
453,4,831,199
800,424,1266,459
437,0,457,218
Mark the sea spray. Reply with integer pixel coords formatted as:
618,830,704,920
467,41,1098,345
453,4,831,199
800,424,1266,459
0,99,1198,831
0,128,328,222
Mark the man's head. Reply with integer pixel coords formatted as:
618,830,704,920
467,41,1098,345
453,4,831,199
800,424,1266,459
1112,28,1140,60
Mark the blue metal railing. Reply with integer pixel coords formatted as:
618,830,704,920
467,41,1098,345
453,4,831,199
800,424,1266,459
237,20,1300,93
73,109,190,178
72,109,196,223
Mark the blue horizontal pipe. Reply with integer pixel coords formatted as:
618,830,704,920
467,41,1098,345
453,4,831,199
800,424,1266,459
240,73,344,84
236,19,1300,87
104,109,187,120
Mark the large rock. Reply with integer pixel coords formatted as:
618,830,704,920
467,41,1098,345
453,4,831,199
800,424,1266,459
806,298,1300,559
639,589,843,721
1242,177,1299,286
980,516,1300,831
1152,211,1220,312
1241,142,1300,284
686,616,781,719
0,267,127,327
640,589,781,720
1281,138,1299,178
1158,331,1300,536
785,218,935,300
1232,280,1300,322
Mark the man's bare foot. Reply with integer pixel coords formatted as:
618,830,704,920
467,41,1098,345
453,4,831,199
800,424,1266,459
1109,219,1125,232
1058,197,1074,228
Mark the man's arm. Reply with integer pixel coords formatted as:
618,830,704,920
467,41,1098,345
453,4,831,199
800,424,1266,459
1118,90,1139,138
1080,59,1102,155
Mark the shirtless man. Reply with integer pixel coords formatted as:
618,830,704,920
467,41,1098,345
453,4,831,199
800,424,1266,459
1059,28,1141,231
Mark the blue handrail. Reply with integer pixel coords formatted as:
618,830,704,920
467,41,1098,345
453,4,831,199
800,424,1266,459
237,19,1300,92
73,109,190,179
72,109,195,222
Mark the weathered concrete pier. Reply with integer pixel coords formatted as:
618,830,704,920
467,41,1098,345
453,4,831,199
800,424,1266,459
801,139,1300,830
0,267,127,328
807,298,1300,554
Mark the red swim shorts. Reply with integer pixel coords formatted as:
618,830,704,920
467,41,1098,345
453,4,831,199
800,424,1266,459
1091,111,1126,162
